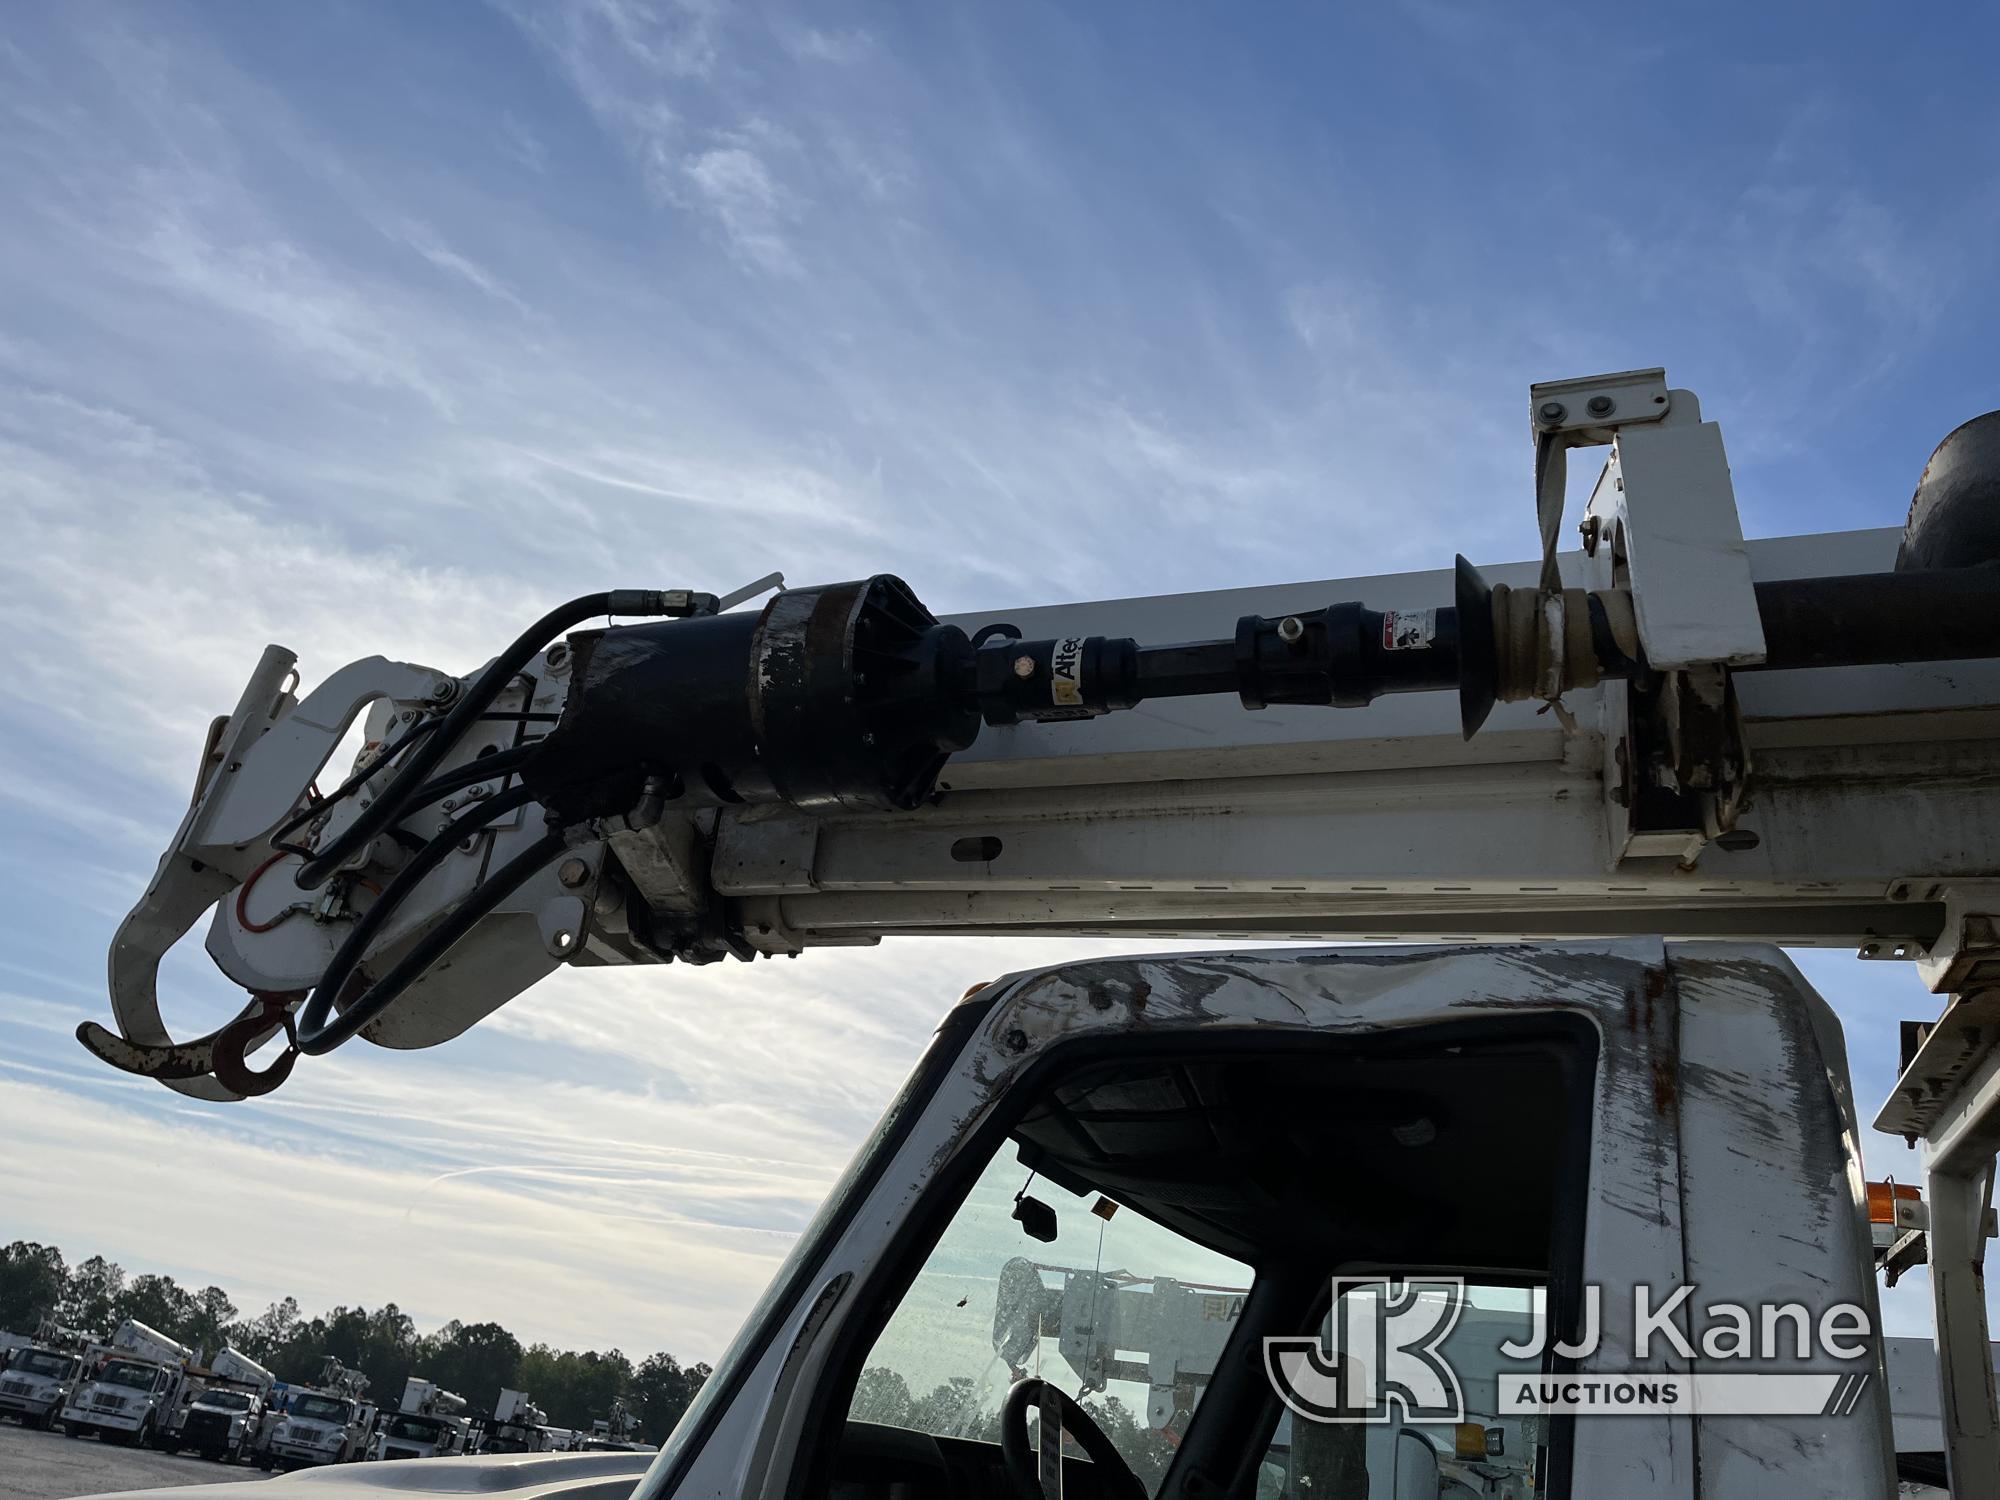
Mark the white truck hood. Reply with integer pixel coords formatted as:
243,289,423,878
89,1451,653,1500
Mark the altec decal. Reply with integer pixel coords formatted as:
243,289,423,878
1050,638,1085,707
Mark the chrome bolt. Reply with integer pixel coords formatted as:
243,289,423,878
1012,654,1036,679
1277,615,1305,644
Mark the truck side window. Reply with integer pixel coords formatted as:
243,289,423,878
848,1143,1250,1494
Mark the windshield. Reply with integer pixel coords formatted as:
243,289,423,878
387,1415,444,1441
851,1144,1248,1491
101,1360,158,1391
292,1396,349,1422
199,1391,253,1411
16,1351,69,1377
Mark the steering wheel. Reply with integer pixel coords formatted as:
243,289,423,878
1000,1378,1147,1500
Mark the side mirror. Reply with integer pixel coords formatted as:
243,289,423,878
1012,1193,1059,1243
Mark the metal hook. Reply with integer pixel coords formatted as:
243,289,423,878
209,992,304,1099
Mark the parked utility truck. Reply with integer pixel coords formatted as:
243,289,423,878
578,1400,653,1454
259,1357,371,1469
0,1320,90,1430
371,1377,470,1461
478,1387,550,1455
59,1320,192,1447
172,1346,275,1463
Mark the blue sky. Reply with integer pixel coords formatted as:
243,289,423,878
2,1,1997,1359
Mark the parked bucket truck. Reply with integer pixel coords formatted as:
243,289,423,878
371,1377,470,1461
172,1346,275,1463
0,1319,90,1430
578,1399,653,1454
59,1320,192,1447
475,1387,551,1455
258,1356,370,1469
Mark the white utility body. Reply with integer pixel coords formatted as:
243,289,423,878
74,372,2000,1499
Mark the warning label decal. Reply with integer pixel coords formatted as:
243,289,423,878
1382,609,1436,652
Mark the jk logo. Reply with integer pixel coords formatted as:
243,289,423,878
1263,1277,1468,1424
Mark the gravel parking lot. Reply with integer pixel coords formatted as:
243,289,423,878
0,1421,266,1500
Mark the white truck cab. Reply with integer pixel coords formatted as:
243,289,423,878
177,1384,266,1463
373,1408,470,1460
67,941,1933,1498
174,1345,276,1462
373,1377,471,1460
262,1391,366,1468
632,941,1895,1499
0,1345,84,1430
62,1354,183,1447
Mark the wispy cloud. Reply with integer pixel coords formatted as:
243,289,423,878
681,142,800,273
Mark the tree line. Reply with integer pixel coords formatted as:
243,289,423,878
0,1241,707,1444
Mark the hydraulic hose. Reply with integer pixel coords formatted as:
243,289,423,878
294,590,681,890
294,785,541,1054
296,830,565,1057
